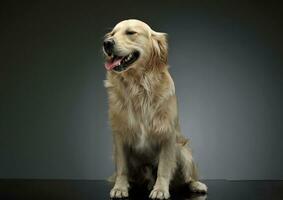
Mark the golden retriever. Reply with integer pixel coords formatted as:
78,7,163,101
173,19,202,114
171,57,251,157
103,19,207,199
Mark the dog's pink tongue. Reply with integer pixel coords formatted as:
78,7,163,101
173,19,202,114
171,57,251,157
105,58,123,70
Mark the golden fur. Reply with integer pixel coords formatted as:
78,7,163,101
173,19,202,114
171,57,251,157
103,19,207,199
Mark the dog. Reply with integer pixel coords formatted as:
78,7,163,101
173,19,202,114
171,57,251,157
103,19,207,199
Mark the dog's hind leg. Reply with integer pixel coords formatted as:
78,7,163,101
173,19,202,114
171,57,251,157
178,145,208,193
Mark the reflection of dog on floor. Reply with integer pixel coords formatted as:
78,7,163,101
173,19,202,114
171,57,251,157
103,19,207,199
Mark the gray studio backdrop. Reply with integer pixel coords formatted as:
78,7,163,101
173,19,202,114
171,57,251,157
1,1,282,180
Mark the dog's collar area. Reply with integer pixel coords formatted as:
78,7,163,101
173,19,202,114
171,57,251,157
105,51,140,72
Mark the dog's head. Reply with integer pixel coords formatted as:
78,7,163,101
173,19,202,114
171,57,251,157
103,19,168,73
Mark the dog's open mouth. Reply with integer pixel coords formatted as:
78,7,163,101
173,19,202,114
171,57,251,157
104,51,140,72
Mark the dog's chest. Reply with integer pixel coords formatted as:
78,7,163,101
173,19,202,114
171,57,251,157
125,92,155,150
135,123,148,150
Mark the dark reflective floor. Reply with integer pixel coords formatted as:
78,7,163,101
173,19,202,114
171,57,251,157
0,180,283,200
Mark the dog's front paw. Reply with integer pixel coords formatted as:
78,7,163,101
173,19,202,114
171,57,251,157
149,187,170,199
189,181,208,194
110,186,129,198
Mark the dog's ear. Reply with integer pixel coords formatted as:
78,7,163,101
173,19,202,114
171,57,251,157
150,31,168,67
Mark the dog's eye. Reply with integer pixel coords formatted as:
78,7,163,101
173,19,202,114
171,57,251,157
125,30,137,35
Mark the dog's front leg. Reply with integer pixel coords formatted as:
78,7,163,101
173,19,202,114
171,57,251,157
149,138,176,199
110,134,129,198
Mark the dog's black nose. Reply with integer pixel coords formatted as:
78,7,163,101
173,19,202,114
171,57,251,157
103,39,115,55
